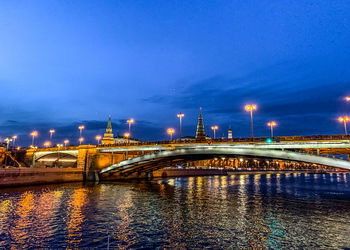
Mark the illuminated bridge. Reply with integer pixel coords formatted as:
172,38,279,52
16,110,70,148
24,135,350,180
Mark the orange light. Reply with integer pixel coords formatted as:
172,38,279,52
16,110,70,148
44,141,51,147
339,116,350,122
245,104,257,111
167,128,175,135
78,125,85,130
49,129,55,134
64,139,69,146
96,135,102,140
267,121,277,127
12,135,17,140
127,119,134,124
16,146,21,151
345,96,350,101
124,132,130,138
30,131,38,137
211,125,218,130
177,113,184,118
79,137,84,144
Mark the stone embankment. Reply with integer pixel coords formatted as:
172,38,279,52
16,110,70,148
0,168,83,188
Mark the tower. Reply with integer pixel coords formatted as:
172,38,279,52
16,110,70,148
228,126,232,139
101,115,115,145
195,107,206,142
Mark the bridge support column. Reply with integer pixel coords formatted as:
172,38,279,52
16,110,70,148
76,146,99,182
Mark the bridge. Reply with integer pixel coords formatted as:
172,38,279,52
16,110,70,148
23,135,350,180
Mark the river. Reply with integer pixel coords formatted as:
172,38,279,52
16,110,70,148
0,173,350,248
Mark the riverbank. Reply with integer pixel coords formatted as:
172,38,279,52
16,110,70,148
0,168,83,188
152,168,342,179
0,167,346,188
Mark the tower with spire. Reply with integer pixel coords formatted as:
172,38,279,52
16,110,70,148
195,107,206,142
101,115,115,145
228,126,232,139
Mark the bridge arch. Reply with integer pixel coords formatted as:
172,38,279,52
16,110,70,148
100,146,350,175
34,151,78,168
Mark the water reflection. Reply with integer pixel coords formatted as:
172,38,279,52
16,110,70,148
66,188,87,248
0,174,349,248
11,192,35,248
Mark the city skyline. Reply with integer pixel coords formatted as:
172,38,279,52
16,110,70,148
1,1,350,145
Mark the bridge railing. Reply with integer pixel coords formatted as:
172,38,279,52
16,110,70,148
28,134,350,151
96,134,350,148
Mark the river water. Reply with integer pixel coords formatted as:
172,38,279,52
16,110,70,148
0,173,350,249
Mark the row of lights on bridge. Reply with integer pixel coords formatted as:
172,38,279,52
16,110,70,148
3,96,350,149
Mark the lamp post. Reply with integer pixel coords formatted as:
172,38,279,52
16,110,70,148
64,139,69,147
211,125,218,139
30,131,38,147
124,132,130,143
4,138,12,167
267,121,277,137
177,113,184,142
245,104,257,139
79,137,84,145
96,135,102,145
78,125,85,138
12,135,17,147
167,128,175,141
338,116,350,135
44,141,51,148
127,119,134,138
49,129,55,143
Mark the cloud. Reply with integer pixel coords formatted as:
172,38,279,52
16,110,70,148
143,61,350,137
0,117,167,147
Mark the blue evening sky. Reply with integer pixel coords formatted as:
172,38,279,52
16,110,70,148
0,0,350,146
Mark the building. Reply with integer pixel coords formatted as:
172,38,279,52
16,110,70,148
101,116,140,145
228,127,232,139
113,136,140,144
101,115,115,145
195,107,206,142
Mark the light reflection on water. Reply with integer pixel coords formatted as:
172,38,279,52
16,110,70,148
0,173,350,248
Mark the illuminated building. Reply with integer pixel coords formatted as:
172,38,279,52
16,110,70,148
228,127,232,139
101,115,115,145
195,107,206,142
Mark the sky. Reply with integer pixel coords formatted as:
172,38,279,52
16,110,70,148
0,0,350,146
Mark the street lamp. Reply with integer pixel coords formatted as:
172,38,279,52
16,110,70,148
30,131,38,147
96,135,102,145
49,129,55,142
4,138,12,150
211,125,218,139
245,104,257,138
4,138,12,167
123,132,130,143
345,96,350,102
44,141,51,148
12,135,17,147
338,116,350,135
78,125,85,138
127,119,134,137
177,113,184,142
267,121,277,137
64,139,69,147
79,137,84,145
167,128,175,141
